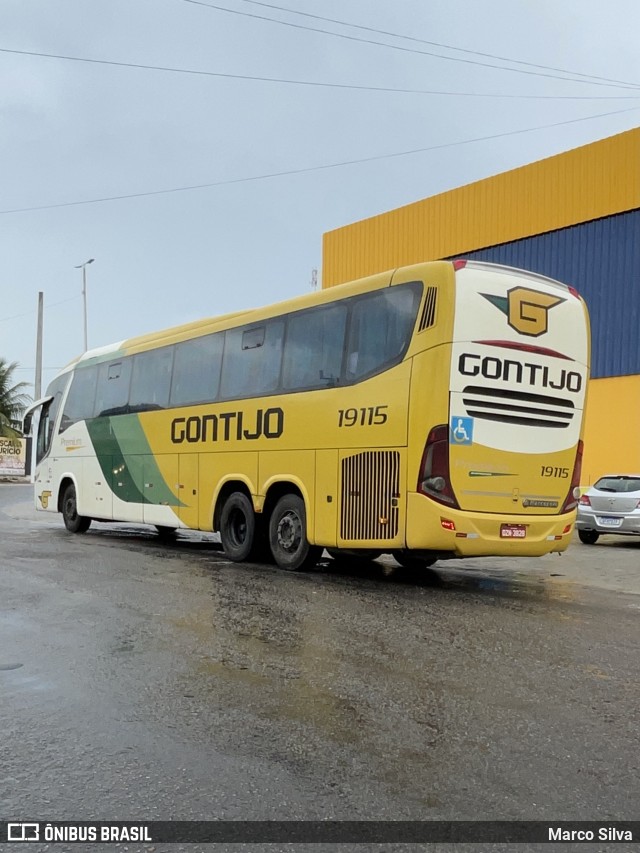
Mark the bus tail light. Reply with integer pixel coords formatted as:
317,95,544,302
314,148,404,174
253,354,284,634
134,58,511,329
561,440,583,513
418,425,459,508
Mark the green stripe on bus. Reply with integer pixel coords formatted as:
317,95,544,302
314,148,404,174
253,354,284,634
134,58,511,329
87,415,184,507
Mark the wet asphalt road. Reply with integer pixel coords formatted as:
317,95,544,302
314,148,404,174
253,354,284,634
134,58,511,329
1,484,639,850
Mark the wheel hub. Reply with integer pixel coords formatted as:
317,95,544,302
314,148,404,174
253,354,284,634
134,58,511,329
277,511,301,552
230,509,247,545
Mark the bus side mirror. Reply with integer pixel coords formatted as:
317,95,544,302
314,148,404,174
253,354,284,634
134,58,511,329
22,413,33,436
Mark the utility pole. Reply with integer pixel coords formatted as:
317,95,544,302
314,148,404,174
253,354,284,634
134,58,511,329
75,258,95,352
35,291,43,400
310,268,318,290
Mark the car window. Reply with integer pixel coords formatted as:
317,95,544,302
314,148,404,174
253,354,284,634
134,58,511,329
594,476,640,493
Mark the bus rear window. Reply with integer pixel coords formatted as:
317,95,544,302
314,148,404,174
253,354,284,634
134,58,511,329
345,283,421,382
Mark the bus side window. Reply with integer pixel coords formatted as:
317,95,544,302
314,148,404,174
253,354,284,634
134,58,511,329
282,303,347,391
59,366,99,433
129,347,175,413
220,319,285,399
170,333,224,407
345,284,421,382
95,359,133,417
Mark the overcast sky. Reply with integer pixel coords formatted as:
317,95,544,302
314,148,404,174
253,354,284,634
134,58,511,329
2,0,639,395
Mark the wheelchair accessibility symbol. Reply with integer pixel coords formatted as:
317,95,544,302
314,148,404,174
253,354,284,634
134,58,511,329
450,416,474,445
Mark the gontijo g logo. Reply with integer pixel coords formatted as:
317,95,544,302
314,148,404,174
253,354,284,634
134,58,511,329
481,287,564,337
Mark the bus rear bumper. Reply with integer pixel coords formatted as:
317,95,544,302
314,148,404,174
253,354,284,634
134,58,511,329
406,493,575,557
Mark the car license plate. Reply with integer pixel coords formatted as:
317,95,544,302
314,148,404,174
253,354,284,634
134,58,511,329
597,516,623,527
500,524,527,538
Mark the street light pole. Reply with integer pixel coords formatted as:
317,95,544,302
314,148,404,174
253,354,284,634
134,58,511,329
74,258,95,352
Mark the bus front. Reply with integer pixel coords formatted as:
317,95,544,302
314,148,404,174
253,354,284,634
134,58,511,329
407,260,590,558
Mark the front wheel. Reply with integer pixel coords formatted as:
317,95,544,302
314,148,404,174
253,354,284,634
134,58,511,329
219,492,256,562
155,525,177,540
269,494,321,571
578,529,599,545
61,483,91,533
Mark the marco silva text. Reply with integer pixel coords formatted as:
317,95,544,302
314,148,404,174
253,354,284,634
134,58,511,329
549,826,633,842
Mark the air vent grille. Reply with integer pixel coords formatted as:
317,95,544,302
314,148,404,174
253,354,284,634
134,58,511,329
462,385,574,429
340,451,400,540
418,287,437,331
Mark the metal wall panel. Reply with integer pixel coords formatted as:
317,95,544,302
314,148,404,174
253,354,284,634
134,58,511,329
458,209,640,379
322,128,640,288
582,375,640,483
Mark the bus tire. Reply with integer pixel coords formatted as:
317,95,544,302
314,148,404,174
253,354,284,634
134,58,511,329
269,494,321,572
327,548,382,566
219,492,257,562
578,529,599,545
61,483,92,533
393,551,437,570
155,525,177,540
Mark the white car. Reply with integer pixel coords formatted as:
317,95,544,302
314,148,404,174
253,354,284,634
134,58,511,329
576,475,640,544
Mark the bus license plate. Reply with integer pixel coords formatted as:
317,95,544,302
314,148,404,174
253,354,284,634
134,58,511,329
500,524,527,538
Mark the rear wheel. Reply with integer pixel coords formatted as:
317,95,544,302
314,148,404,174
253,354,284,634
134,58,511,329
393,551,437,570
578,529,599,545
269,494,321,571
219,492,256,562
61,483,91,533
327,548,382,566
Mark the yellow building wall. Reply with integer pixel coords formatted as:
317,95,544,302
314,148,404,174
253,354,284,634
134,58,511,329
582,376,640,485
322,127,640,287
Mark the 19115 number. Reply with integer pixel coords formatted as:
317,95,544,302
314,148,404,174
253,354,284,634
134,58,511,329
541,466,569,478
338,406,388,427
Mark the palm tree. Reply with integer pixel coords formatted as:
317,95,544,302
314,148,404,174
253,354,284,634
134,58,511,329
0,358,30,438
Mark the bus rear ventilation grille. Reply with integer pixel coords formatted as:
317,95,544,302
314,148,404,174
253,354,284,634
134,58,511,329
418,287,437,331
341,450,400,540
462,385,574,429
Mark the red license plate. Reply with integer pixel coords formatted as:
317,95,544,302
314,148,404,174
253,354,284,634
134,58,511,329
500,524,527,539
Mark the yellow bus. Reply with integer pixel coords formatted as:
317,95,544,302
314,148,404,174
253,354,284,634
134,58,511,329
26,260,590,571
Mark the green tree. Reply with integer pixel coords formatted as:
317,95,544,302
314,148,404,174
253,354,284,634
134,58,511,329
0,359,30,438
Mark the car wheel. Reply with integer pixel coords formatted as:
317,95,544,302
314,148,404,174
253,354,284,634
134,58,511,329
269,494,321,571
61,483,91,533
578,529,599,545
220,492,256,562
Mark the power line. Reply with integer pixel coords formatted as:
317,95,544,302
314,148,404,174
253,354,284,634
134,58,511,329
235,0,640,91
0,295,80,324
2,46,637,100
178,0,640,92
1,106,637,216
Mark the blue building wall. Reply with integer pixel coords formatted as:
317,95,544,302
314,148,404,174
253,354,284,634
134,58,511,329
456,209,640,379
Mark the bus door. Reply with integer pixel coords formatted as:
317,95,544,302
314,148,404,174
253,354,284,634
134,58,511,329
142,453,180,526
178,453,199,528
315,449,338,546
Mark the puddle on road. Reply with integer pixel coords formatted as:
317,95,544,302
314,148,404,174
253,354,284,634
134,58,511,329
46,519,590,609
